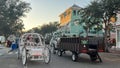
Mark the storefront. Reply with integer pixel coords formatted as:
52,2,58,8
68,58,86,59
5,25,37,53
116,12,120,48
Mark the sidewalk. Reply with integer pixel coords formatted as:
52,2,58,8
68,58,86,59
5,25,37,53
109,46,120,54
100,47,120,62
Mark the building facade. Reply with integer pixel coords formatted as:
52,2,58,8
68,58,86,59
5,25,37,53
57,4,103,37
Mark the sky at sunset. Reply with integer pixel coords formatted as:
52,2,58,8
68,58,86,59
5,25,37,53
22,0,92,30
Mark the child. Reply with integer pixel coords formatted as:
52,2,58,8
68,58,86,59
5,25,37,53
8,41,18,53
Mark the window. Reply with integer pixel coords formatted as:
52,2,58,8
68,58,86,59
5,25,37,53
64,12,66,17
74,19,80,25
117,30,120,42
73,10,76,15
78,10,81,15
68,11,71,15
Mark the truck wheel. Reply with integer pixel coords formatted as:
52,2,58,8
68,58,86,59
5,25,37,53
72,52,78,62
57,50,62,56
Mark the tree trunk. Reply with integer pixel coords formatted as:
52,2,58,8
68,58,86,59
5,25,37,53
104,20,110,52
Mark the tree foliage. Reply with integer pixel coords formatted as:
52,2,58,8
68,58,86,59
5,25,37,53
0,0,31,36
28,22,58,36
80,1,103,35
81,0,120,51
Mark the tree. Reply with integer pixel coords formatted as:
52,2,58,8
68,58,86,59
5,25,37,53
40,22,58,35
0,0,31,36
80,0,120,52
80,1,103,36
100,0,120,52
27,21,58,36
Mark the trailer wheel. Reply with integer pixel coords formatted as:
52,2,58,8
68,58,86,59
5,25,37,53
22,47,27,65
57,50,62,56
72,52,78,62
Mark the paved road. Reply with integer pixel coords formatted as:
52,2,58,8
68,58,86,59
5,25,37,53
0,47,120,68
0,45,10,56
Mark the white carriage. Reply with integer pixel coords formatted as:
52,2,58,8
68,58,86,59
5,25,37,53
18,33,51,65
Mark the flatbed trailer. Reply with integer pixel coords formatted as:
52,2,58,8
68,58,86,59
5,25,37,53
57,36,105,62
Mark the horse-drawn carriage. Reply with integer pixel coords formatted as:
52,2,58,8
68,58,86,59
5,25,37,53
17,33,51,65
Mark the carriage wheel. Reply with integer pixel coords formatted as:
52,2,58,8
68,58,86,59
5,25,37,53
51,45,56,54
44,47,51,64
17,48,21,59
22,47,27,65
72,52,78,62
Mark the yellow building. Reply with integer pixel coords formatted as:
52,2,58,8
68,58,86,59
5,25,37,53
59,4,81,26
